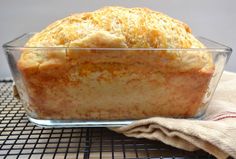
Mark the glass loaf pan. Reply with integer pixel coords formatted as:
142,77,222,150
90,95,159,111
3,33,232,127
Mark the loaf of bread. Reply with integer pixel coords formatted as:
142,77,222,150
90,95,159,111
18,6,214,120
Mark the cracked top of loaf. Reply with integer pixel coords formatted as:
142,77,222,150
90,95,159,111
19,6,213,73
25,6,204,48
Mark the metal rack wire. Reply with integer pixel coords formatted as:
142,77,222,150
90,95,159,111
0,80,216,159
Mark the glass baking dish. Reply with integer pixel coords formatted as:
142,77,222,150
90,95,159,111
2,33,232,127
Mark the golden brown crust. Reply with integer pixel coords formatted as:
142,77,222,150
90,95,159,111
17,7,215,120
19,6,213,74
25,6,205,49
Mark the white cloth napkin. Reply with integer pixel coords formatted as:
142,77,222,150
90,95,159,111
112,71,236,159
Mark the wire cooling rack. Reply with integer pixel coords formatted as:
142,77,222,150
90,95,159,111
0,80,216,159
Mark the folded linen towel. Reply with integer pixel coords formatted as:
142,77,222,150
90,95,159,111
112,71,236,159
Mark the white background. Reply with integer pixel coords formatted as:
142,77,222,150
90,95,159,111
0,0,235,77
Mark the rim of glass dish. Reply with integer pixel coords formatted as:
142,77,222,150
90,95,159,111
2,32,233,53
